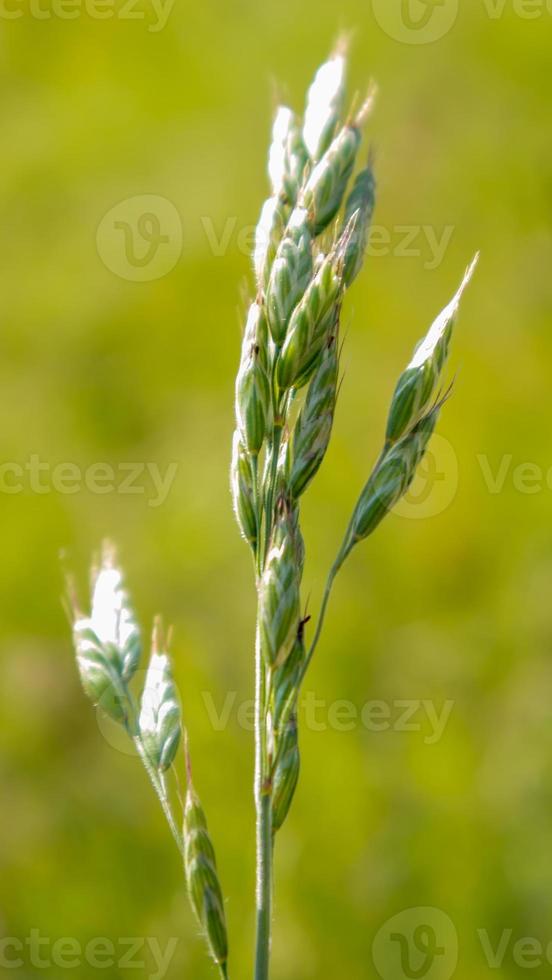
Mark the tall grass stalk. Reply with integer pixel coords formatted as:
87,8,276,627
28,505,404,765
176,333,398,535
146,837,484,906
68,43,477,980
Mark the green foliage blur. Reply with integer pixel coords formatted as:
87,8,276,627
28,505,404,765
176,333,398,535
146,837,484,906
1,1,552,977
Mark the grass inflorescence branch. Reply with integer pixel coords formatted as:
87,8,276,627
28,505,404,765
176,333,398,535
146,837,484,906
68,543,229,979
67,40,477,980
231,41,477,980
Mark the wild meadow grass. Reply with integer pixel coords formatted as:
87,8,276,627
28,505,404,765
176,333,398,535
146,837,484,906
68,42,476,980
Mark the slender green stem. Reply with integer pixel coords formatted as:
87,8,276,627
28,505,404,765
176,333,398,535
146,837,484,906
254,790,272,980
254,614,273,980
300,454,391,683
277,552,345,742
302,563,339,678
134,736,184,855
122,686,184,855
254,398,282,979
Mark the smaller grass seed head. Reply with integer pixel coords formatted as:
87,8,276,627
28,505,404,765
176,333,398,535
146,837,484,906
271,713,300,834
339,408,440,565
303,41,348,163
138,619,181,773
268,106,308,204
230,431,258,550
271,627,305,736
259,503,301,669
184,747,229,971
341,162,376,287
301,93,374,236
277,217,354,390
235,303,271,456
265,207,313,347
386,255,478,444
70,543,140,724
253,196,287,291
290,338,339,497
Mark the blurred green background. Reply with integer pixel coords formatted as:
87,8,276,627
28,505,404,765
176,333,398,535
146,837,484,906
1,1,552,977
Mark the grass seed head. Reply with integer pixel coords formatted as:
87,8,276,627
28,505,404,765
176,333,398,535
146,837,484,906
269,106,295,196
230,431,258,550
301,122,362,235
272,628,305,735
290,338,338,497
138,619,181,772
386,256,478,444
253,196,287,290
235,303,271,456
268,106,308,205
259,504,301,668
276,230,346,391
342,163,376,287
265,207,313,346
184,780,229,970
282,120,309,206
342,409,439,561
70,544,140,723
271,713,300,834
72,623,132,724
302,43,347,162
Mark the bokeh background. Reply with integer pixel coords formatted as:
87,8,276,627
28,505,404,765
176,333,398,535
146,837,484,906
1,1,552,977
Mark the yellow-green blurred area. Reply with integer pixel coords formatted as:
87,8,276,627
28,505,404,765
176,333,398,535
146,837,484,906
1,1,552,977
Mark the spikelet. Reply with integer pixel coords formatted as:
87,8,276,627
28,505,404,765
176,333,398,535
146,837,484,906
259,504,301,668
301,94,374,236
265,207,313,347
235,302,271,456
272,627,305,737
277,216,354,391
341,162,376,287
302,42,347,162
271,713,300,834
290,339,338,497
230,431,258,550
70,543,140,724
268,106,308,203
184,745,229,973
138,619,181,772
253,196,287,292
386,255,478,444
338,409,440,566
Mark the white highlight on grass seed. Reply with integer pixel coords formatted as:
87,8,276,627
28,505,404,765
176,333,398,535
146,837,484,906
303,52,346,159
409,253,480,369
75,562,135,649
254,197,280,280
139,653,173,733
268,106,293,196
